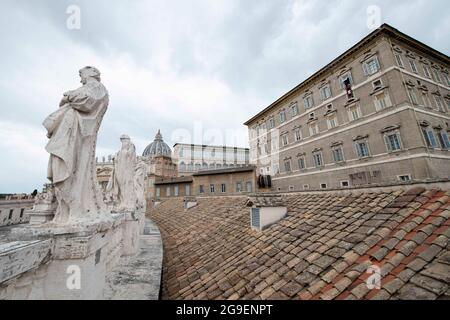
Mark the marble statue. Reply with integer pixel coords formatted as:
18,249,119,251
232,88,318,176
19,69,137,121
108,135,137,211
134,157,147,212
43,66,109,224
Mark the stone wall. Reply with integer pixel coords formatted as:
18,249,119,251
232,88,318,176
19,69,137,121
0,210,156,300
0,199,34,227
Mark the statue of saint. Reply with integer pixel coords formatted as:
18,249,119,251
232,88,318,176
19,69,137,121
108,135,137,211
134,157,147,212
43,66,109,223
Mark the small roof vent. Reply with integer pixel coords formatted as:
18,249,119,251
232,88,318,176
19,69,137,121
247,194,287,231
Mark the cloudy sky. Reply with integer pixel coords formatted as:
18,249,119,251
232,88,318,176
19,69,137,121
0,0,449,193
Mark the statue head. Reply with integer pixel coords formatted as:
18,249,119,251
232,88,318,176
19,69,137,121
120,134,131,148
79,66,101,84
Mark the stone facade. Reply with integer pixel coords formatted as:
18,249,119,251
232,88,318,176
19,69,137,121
173,143,250,176
153,166,257,199
244,24,450,192
0,198,34,227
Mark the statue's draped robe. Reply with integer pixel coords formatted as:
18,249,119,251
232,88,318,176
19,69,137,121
114,143,137,211
43,81,108,222
134,160,146,211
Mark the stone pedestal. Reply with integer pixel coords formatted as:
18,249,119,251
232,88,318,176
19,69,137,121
26,209,55,225
9,217,114,300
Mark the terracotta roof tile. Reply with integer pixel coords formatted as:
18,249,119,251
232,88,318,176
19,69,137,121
148,186,450,300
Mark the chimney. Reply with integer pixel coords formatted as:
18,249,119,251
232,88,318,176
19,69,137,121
246,194,287,231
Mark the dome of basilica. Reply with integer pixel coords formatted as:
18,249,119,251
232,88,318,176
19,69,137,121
142,130,172,158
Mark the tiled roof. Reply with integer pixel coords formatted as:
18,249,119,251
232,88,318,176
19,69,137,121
147,187,450,300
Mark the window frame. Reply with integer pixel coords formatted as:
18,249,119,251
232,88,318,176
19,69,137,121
327,114,338,129
304,95,314,110
348,105,362,121
312,152,324,168
320,85,332,101
384,131,403,152
291,103,299,117
363,55,381,76
332,146,345,163
355,140,371,158
284,159,292,172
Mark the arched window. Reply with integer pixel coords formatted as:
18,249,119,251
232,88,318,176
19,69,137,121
202,163,208,169
179,162,186,172
195,163,201,170
209,163,216,169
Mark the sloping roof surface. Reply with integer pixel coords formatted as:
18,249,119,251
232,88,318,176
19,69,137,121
148,187,450,300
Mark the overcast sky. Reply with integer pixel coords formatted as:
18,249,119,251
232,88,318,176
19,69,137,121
0,0,449,193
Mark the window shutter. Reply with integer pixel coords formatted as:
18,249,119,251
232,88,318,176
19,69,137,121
384,135,392,151
362,62,369,76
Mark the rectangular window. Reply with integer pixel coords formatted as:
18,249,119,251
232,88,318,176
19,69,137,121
294,128,302,141
422,128,438,148
374,92,392,111
221,183,226,193
385,133,402,152
395,53,404,68
291,103,299,117
433,70,442,83
166,187,171,197
20,208,24,218
309,123,319,136
398,175,411,182
356,142,370,158
298,157,306,169
443,73,450,86
348,105,361,121
156,187,161,198
303,184,310,190
279,111,286,123
174,185,179,197
289,186,295,191
363,56,381,76
422,93,432,108
340,181,350,188
437,131,450,149
434,96,444,112
268,117,275,129
199,185,204,194
236,182,242,193
8,209,13,220
340,72,353,89
332,147,345,163
320,183,328,189
284,159,292,172
320,85,332,101
423,66,432,79
246,181,252,193
407,88,418,104
185,184,191,196
304,95,314,109
281,134,288,147
327,115,338,129
313,153,323,167
409,60,418,73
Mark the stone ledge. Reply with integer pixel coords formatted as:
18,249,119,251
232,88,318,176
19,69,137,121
0,240,53,283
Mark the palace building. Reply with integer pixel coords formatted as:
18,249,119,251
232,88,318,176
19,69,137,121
173,143,250,176
244,24,450,191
